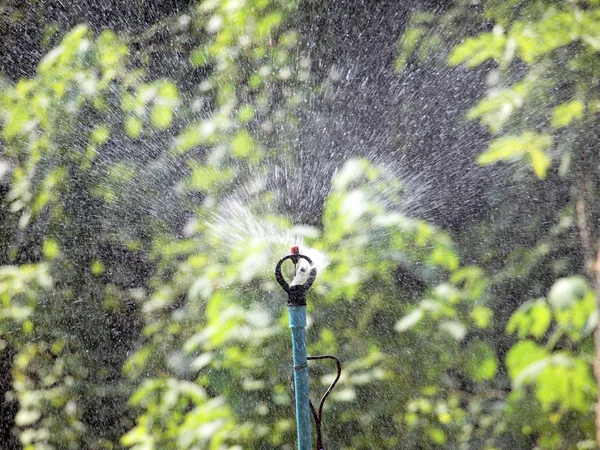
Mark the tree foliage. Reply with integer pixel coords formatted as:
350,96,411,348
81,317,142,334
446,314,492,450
398,0,600,448
0,0,598,449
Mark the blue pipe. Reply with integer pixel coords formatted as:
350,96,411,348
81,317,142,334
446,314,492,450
288,305,312,450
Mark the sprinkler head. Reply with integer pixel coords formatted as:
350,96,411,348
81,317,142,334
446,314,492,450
274,251,317,307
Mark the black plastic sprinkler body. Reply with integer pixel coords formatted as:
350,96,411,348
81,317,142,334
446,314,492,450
275,252,316,307
275,247,342,450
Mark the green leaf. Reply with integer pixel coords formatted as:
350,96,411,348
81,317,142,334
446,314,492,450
237,104,255,123
428,427,446,445
191,47,210,67
429,247,459,271
158,81,178,100
470,306,493,329
120,425,148,446
528,146,551,179
91,125,110,144
506,339,548,379
150,104,173,130
506,299,552,339
173,121,217,154
465,341,498,381
124,116,142,139
467,80,532,133
91,260,105,275
548,276,595,341
395,26,426,73
3,107,29,139
548,276,591,311
513,353,596,412
551,100,585,128
187,164,235,192
512,11,580,63
477,131,553,179
97,30,127,68
255,11,283,38
448,29,506,68
230,130,255,158
42,239,60,259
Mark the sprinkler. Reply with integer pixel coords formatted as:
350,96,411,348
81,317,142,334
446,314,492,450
275,246,342,450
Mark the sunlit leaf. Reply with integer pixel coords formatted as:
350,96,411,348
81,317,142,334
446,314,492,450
467,80,532,132
448,29,506,67
124,116,142,139
395,26,427,73
230,130,255,158
548,276,591,311
91,125,110,144
478,131,553,179
395,308,424,332
548,276,596,341
187,164,235,192
42,239,60,260
150,104,174,130
551,100,585,128
15,409,41,426
506,339,547,379
506,298,551,339
512,11,579,63
470,306,493,329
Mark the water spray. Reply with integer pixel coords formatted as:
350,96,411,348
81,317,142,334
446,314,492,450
275,246,341,450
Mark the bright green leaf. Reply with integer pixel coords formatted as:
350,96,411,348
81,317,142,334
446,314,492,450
551,100,585,128
448,29,506,68
478,131,553,179
230,130,255,158
124,116,142,139
506,339,547,379
150,105,173,130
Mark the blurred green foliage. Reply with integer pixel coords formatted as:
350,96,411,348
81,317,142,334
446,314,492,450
398,0,600,448
398,0,600,181
0,0,598,449
122,157,495,449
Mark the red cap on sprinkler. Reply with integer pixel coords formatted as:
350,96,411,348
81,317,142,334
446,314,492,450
290,245,300,255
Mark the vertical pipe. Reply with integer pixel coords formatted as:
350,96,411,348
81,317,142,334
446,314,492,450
288,305,312,450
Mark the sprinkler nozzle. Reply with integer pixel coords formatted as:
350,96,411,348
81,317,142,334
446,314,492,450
290,245,300,265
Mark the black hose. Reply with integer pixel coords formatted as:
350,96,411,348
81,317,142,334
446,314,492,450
305,355,342,450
